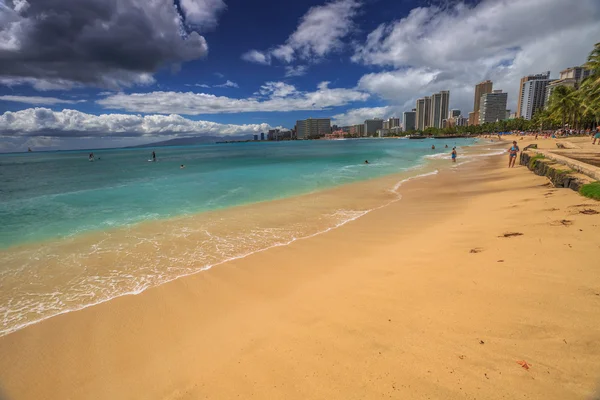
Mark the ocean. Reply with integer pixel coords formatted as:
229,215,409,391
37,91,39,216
0,138,477,336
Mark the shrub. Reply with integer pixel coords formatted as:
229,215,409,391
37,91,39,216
579,182,600,200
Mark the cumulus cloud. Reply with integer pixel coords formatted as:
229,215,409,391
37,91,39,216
214,80,239,88
0,95,86,105
241,50,271,65
331,106,398,126
352,0,600,115
0,108,271,138
241,0,361,65
284,65,308,77
0,0,225,89
97,81,369,114
179,0,226,30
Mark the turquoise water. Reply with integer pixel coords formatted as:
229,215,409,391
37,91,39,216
1,138,484,336
0,138,474,249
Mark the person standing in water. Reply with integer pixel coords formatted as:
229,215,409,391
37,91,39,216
508,141,519,168
451,147,457,163
152,151,156,162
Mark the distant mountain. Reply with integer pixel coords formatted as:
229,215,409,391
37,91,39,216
127,135,253,148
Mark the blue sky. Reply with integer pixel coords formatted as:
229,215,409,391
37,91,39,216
0,0,599,151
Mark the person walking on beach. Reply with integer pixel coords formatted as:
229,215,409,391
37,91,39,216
593,128,600,145
508,141,520,168
451,147,457,163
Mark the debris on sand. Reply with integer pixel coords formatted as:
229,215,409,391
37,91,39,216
516,360,531,370
500,232,523,238
470,248,483,254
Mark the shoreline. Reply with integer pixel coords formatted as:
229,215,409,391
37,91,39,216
1,143,490,338
2,142,598,399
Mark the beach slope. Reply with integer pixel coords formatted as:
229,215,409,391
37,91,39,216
1,152,599,400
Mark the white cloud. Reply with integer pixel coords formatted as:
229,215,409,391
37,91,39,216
257,81,297,98
284,65,308,77
214,80,239,88
241,50,271,65
0,108,271,138
187,81,238,88
352,0,600,115
242,0,361,64
97,81,369,114
178,0,227,30
0,95,86,105
332,106,397,126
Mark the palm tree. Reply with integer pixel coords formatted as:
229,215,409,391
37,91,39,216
581,42,600,128
548,85,575,128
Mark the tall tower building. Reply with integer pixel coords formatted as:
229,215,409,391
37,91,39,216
430,93,442,128
440,90,449,128
479,90,508,124
519,73,552,120
516,72,550,119
416,97,433,130
428,91,450,129
403,110,416,131
472,80,493,126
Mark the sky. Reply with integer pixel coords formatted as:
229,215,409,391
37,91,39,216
0,0,599,151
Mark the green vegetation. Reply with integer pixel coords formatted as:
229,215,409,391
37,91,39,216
528,154,545,169
579,182,600,200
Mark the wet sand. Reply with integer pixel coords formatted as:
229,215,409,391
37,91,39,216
1,146,599,399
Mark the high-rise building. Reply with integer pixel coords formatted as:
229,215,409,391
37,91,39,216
364,119,384,136
416,97,432,131
430,93,442,128
428,91,450,129
455,116,467,127
403,110,416,131
479,90,508,124
296,118,331,139
253,134,258,141
468,112,477,126
517,71,550,119
388,117,401,128
349,124,365,136
450,109,461,118
545,66,591,105
383,120,389,130
519,74,552,120
472,80,493,126
260,132,265,141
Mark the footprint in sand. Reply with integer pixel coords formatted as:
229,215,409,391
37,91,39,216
580,209,599,215
551,219,573,226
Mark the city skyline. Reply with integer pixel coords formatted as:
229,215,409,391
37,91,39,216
1,0,599,150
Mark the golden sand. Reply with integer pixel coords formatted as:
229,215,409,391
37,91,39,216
0,139,599,400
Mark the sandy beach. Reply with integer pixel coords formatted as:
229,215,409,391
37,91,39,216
1,140,599,400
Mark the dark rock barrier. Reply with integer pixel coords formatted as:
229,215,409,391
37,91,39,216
520,151,587,192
